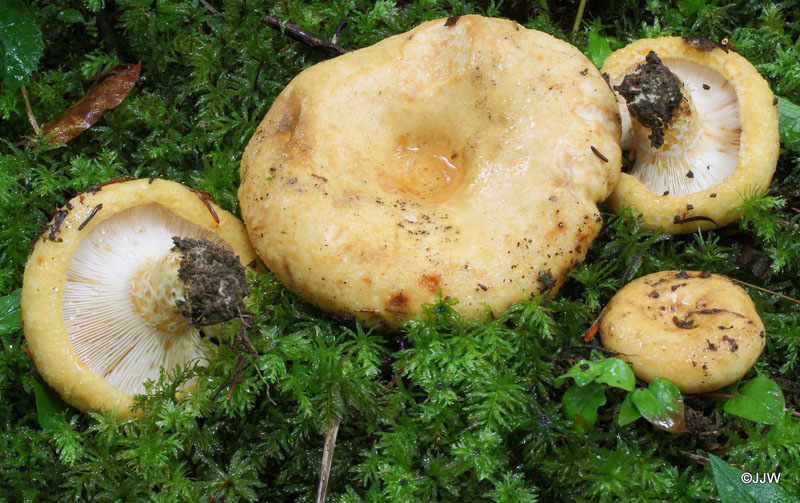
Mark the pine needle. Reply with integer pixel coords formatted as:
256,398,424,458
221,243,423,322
21,86,41,136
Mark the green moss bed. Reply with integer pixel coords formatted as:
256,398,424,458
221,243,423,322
2,1,800,501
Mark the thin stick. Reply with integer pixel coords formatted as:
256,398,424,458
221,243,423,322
582,306,607,342
582,253,640,342
315,418,341,503
695,392,737,399
96,6,125,60
21,86,41,136
728,278,800,306
620,252,642,284
571,0,588,35
199,0,220,14
565,344,620,356
235,319,275,405
331,19,346,45
263,15,349,57
680,450,710,467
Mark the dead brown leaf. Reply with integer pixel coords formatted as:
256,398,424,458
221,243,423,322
40,61,141,144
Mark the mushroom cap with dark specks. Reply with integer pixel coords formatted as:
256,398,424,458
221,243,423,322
599,270,765,393
239,15,621,329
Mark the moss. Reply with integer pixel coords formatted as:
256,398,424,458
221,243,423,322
1,1,800,501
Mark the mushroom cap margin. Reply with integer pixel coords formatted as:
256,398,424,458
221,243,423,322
21,178,259,418
602,37,779,234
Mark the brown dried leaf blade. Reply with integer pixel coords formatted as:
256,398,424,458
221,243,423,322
41,62,141,144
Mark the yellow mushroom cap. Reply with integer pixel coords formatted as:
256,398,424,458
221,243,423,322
239,15,621,329
599,270,765,393
21,179,258,418
602,37,779,234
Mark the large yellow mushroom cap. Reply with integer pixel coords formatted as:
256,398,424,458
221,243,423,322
239,15,621,329
599,270,765,393
602,37,779,234
21,179,258,418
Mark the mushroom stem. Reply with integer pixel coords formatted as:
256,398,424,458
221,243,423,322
130,237,249,334
130,248,189,334
615,51,699,152
643,82,699,154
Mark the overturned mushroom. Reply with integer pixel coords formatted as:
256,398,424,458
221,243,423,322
21,179,258,418
599,270,765,393
602,37,779,233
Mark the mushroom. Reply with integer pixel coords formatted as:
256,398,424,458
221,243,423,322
239,15,621,329
601,37,780,233
599,270,765,393
21,179,259,418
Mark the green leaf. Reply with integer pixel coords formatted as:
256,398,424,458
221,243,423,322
554,359,600,388
555,355,635,391
678,0,705,17
57,8,86,24
0,0,45,90
594,357,636,392
709,454,799,503
0,288,21,334
562,380,606,433
777,96,800,151
723,376,785,424
586,31,613,68
617,392,642,426
630,378,685,433
32,377,75,429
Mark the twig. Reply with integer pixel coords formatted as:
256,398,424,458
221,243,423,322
673,215,719,226
96,5,125,61
20,86,41,136
582,252,640,342
235,319,275,404
331,19,346,45
209,480,231,502
263,14,349,57
211,356,248,401
728,278,800,306
565,344,620,356
571,0,588,35
199,0,220,15
620,252,642,284
680,450,710,466
315,418,341,503
582,306,607,342
211,321,275,403
695,392,738,399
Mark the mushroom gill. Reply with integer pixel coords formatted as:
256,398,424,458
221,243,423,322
22,178,258,417
602,36,779,234
64,204,244,395
614,52,741,197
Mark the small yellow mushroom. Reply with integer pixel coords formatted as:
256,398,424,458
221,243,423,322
599,270,765,393
21,179,258,418
602,37,779,234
